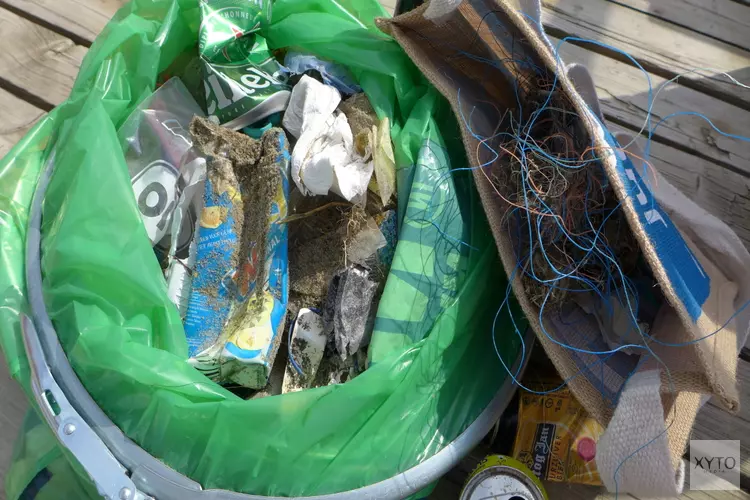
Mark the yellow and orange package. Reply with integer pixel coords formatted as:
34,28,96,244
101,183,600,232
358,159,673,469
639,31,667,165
512,383,604,485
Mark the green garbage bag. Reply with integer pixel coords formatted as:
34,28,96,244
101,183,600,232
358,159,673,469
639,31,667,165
0,0,526,497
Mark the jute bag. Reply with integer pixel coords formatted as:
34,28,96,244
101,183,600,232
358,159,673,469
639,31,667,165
378,0,750,495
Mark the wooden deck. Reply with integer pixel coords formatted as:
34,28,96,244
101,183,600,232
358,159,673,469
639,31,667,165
1,0,749,499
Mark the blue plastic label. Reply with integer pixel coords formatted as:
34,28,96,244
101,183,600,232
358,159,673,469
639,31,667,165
607,132,709,321
184,176,238,356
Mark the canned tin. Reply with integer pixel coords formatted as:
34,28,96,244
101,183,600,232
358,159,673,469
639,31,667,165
198,0,269,64
460,455,548,500
199,0,290,130
203,54,290,130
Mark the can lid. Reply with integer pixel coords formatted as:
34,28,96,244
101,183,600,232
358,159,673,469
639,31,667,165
576,437,597,462
461,456,547,500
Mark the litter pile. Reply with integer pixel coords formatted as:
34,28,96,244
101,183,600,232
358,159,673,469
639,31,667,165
118,0,397,397
489,78,662,355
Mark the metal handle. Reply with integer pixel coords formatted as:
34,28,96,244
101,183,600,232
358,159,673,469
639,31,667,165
21,314,150,500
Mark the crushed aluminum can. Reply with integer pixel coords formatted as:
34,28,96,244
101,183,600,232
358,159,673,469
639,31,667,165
203,54,290,130
460,455,548,500
199,0,290,130
198,0,269,64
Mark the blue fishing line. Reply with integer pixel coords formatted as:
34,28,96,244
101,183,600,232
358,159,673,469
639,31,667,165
648,110,750,157
639,69,750,158
611,414,675,498
492,275,526,381
518,183,646,359
409,16,657,373
456,106,636,326
536,283,648,356
451,16,750,496
550,34,654,143
421,14,750,416
491,268,641,396
495,62,664,364
409,217,479,253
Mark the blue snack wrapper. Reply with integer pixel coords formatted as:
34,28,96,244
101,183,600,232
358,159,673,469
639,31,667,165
186,128,290,389
184,160,241,362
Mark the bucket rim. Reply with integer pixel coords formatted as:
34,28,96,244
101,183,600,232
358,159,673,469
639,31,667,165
23,145,533,500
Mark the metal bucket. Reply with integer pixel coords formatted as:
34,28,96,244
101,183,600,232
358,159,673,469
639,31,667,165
21,151,532,499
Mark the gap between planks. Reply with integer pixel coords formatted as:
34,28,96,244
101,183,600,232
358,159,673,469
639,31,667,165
0,87,45,157
553,37,750,178
0,6,87,109
0,0,124,45
608,0,750,53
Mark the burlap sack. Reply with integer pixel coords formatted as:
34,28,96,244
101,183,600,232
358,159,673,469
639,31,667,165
378,0,750,494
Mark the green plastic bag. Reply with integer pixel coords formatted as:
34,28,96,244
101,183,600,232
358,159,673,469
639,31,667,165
0,0,524,497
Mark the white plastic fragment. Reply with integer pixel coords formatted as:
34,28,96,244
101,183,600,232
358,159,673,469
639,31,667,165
282,308,330,393
332,160,374,204
283,75,376,202
282,75,341,139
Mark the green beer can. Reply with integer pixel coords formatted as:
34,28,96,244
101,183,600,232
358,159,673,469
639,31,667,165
199,0,269,63
199,0,290,129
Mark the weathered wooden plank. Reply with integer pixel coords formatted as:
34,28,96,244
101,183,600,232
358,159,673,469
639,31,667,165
554,38,750,175
379,0,397,15
607,133,750,346
541,0,750,107
428,477,463,499
543,482,611,498
611,0,750,52
0,7,87,108
0,360,27,500
693,401,750,481
0,87,44,158
708,357,750,422
1,0,124,44
633,137,750,249
693,359,750,479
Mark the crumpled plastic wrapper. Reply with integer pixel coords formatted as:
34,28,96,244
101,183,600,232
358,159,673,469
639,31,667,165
323,266,378,360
